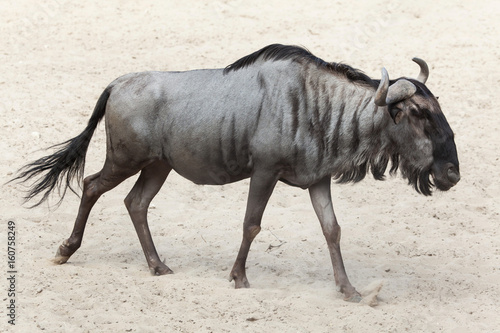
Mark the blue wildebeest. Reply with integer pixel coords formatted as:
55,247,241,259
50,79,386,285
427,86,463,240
15,44,459,301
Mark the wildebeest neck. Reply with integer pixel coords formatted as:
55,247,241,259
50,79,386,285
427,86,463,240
273,66,393,188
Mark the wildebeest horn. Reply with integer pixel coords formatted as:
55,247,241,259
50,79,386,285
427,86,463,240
412,57,429,84
374,68,389,106
374,68,417,106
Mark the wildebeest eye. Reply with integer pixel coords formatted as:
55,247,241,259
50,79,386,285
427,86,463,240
410,107,422,117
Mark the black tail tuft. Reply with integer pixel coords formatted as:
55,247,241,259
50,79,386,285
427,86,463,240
11,88,111,207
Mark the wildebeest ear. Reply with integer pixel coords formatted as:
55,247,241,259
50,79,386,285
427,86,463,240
388,106,404,124
394,111,404,124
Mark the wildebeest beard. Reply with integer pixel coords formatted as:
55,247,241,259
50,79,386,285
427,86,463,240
391,154,434,196
331,149,433,196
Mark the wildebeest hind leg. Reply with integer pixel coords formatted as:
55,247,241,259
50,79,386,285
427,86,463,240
54,160,136,264
230,170,278,288
309,177,361,302
124,160,173,275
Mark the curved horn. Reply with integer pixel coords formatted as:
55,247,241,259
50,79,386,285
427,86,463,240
374,68,389,106
412,57,429,84
386,79,417,105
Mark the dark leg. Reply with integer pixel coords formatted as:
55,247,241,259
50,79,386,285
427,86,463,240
309,177,361,302
229,170,278,288
124,160,172,275
53,160,135,264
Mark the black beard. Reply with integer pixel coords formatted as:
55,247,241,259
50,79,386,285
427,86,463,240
391,155,434,196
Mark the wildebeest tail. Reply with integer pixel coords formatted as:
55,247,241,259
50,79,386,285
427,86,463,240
12,88,111,207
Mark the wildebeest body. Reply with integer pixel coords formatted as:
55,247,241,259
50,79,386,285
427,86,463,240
108,59,384,189
13,44,460,302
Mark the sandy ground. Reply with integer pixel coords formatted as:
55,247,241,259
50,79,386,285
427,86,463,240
1,0,499,332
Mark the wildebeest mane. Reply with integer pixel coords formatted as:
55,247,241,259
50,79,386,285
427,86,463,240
224,44,376,87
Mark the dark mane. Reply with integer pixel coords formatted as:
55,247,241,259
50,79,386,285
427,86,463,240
224,44,376,86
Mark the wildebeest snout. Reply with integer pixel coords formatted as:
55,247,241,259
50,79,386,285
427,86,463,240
432,162,460,191
446,163,460,185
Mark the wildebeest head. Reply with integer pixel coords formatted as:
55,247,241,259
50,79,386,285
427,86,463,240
374,58,460,195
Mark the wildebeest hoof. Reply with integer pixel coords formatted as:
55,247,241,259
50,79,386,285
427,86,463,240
53,245,71,264
52,254,70,265
344,292,362,303
229,270,250,288
230,276,250,289
149,264,173,276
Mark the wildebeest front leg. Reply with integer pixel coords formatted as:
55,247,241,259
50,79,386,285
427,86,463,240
229,171,278,288
124,160,173,275
309,177,361,302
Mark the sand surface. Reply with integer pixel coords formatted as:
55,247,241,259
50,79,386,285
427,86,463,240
1,0,499,332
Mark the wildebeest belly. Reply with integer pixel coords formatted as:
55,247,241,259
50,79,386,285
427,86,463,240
163,134,253,185
159,107,256,185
